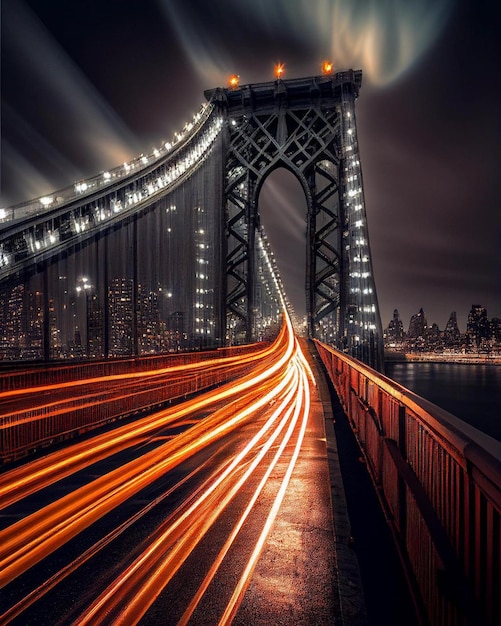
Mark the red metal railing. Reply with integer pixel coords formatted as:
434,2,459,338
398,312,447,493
314,339,501,626
0,342,269,464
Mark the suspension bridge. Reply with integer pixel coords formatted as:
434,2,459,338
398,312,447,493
0,69,499,626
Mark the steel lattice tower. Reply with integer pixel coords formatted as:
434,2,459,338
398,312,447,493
206,69,384,370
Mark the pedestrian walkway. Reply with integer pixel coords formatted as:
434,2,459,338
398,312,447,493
234,338,368,625
309,340,420,626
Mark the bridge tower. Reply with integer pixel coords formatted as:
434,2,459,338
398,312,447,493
206,69,384,370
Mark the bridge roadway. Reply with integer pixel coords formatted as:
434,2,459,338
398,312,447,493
0,318,390,625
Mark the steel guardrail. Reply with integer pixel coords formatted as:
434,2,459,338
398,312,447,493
314,339,501,626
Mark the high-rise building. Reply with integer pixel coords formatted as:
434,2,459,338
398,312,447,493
109,278,134,356
408,308,427,338
138,286,161,354
384,308,404,346
167,311,186,351
1,285,24,359
491,317,501,344
443,311,461,350
87,293,104,358
466,304,490,350
426,322,441,352
25,290,44,358
407,308,427,351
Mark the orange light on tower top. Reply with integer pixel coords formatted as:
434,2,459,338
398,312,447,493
322,60,334,75
228,74,240,89
274,62,285,80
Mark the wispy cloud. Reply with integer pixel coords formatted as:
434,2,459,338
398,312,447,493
159,0,453,86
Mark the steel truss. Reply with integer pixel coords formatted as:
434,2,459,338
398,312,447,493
206,70,384,368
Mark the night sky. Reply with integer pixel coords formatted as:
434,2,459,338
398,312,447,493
1,0,500,331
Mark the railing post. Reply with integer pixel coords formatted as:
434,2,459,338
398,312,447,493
375,387,384,483
397,404,407,540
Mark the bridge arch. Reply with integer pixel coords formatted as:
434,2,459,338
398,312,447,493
256,165,309,324
255,155,342,335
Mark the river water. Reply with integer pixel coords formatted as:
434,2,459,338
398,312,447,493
385,361,501,442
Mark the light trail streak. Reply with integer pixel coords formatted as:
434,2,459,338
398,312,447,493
218,340,311,624
0,368,203,420
0,322,292,509
0,333,284,467
0,317,295,585
0,456,215,624
78,359,301,625
0,338,274,401
0,370,285,585
74,333,311,625
0,314,319,625
179,355,308,625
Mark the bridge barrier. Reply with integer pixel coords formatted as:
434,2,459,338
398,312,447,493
314,339,501,626
0,342,267,464
0,344,259,392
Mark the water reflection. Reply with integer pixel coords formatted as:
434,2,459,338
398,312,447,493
386,362,501,442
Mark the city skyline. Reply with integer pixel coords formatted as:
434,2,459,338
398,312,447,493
385,302,499,338
1,0,500,332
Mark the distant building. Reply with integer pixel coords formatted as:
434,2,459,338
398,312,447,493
426,322,442,352
167,311,186,351
87,293,104,358
26,290,44,357
407,308,427,351
2,285,25,359
384,308,405,346
109,278,134,356
408,308,427,338
491,317,501,343
138,286,161,354
443,311,461,351
466,304,490,351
